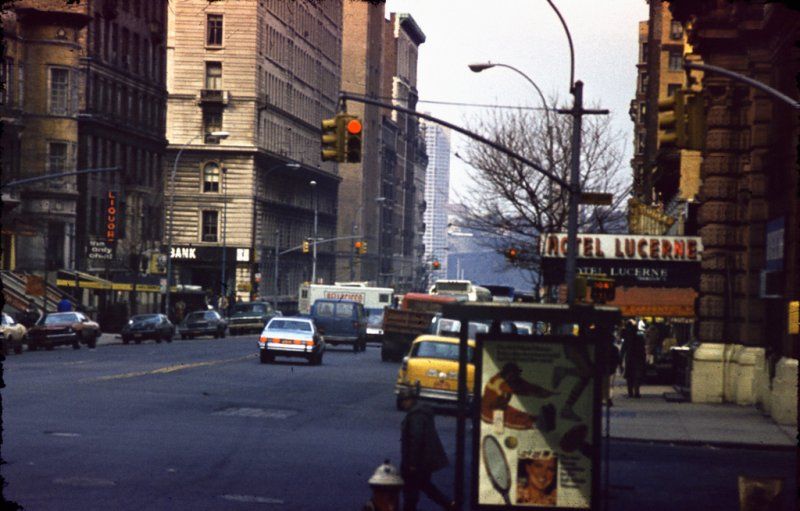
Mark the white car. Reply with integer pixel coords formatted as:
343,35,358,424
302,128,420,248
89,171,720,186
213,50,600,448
258,317,325,365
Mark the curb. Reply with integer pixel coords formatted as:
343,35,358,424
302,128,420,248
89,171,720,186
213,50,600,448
609,435,796,452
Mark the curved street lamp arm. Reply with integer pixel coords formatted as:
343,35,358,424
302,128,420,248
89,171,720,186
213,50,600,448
545,0,576,91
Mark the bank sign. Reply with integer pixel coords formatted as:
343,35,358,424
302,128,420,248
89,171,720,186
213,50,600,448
539,233,703,288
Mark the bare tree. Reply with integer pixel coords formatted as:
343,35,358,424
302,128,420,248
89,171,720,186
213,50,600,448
453,97,629,294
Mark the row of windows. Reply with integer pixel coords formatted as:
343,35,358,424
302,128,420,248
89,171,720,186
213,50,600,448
259,68,329,126
256,116,320,164
118,0,164,24
92,15,164,82
89,75,164,132
0,58,23,107
264,25,339,100
86,135,161,190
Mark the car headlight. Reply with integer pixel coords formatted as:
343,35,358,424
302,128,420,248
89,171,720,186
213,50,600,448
128,320,133,325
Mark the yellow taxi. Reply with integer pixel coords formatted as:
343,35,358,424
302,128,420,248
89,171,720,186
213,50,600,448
394,334,475,409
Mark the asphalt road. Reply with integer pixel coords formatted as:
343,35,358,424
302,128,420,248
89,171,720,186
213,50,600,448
1,337,796,510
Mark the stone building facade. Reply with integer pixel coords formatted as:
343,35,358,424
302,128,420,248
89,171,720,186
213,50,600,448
668,0,798,422
166,0,342,310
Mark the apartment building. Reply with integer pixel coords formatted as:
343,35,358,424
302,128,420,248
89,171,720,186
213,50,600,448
166,0,342,309
629,1,702,236
337,0,385,282
379,12,427,292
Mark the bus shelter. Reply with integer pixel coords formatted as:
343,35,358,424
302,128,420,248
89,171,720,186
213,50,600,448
440,302,620,511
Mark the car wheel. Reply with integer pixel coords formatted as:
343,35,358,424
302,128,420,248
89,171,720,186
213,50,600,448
134,338,142,344
164,332,173,343
72,340,80,350
155,337,162,344
180,334,187,340
28,342,38,352
310,352,322,365
122,336,130,344
219,328,226,339
188,334,194,340
380,344,390,362
230,328,238,336
396,396,404,411
352,341,360,353
45,342,54,351
13,342,23,355
259,350,273,364
88,335,97,349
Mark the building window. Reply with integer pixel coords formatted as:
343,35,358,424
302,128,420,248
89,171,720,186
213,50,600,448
111,22,118,64
640,42,648,64
636,132,645,154
639,73,648,94
202,162,221,192
205,62,222,90
639,102,646,121
670,20,683,40
48,142,68,174
48,67,70,115
121,28,130,69
203,108,223,141
667,83,682,97
207,14,223,46
18,62,24,107
132,34,140,73
668,51,683,71
1,58,12,105
201,210,219,242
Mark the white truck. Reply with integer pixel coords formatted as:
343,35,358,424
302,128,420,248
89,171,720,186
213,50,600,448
298,282,394,319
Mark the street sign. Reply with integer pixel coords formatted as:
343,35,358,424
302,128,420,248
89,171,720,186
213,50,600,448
579,192,613,206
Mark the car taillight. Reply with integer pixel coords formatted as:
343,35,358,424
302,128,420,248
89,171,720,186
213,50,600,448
259,336,267,343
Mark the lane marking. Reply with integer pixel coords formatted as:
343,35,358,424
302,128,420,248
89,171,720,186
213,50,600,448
213,407,297,419
220,494,284,504
54,477,116,487
82,354,256,382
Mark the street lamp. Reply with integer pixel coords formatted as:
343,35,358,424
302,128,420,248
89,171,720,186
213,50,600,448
309,180,318,284
220,166,229,304
468,62,551,120
164,130,228,320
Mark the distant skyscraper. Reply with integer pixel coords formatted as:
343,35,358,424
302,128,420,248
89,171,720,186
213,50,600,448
422,120,450,282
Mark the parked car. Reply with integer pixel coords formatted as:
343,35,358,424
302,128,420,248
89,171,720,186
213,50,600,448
1,312,27,355
121,314,175,344
258,316,324,365
310,299,367,352
227,301,281,336
178,310,227,339
395,334,476,410
28,312,100,350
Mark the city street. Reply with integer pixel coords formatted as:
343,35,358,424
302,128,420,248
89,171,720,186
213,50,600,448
1,338,796,510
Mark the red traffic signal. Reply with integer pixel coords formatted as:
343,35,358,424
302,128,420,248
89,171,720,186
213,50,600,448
346,118,362,135
432,260,441,270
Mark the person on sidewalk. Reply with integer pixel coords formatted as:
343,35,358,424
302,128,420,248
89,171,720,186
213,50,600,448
398,384,456,511
621,320,646,398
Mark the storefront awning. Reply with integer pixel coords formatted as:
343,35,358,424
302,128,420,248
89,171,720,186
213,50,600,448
56,270,163,293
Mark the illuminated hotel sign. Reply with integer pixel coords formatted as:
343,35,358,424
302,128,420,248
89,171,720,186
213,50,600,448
540,233,702,261
540,233,703,288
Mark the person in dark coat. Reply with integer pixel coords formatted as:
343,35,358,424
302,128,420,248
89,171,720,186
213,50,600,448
621,320,646,398
398,384,455,511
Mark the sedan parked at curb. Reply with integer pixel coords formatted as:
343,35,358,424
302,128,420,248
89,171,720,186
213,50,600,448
178,310,227,340
227,301,281,336
28,312,100,351
258,317,324,365
121,314,175,344
1,312,27,355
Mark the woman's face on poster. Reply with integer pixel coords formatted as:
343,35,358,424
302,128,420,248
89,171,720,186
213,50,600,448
525,458,556,491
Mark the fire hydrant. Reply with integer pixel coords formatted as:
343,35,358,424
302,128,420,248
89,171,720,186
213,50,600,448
363,459,404,511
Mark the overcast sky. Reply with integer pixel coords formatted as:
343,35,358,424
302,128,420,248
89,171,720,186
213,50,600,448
384,0,648,201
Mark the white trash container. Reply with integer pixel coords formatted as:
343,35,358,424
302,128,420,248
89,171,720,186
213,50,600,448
770,357,798,425
691,343,726,403
733,347,762,406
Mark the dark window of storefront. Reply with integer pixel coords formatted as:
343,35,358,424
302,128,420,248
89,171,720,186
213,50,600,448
202,210,219,242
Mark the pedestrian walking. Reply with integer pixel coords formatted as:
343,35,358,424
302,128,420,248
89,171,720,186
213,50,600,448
57,295,73,312
398,384,455,511
621,320,646,398
21,300,42,328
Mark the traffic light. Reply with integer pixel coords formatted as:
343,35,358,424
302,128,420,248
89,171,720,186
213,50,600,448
321,116,343,162
590,276,616,304
684,91,706,151
505,247,520,264
432,260,441,270
657,88,686,149
354,240,363,253
343,116,362,163
359,240,367,255
302,240,310,253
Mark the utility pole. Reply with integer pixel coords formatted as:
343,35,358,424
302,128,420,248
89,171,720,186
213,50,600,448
273,229,279,313
310,180,318,284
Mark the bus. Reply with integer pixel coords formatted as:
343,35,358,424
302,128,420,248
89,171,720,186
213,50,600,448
428,279,492,302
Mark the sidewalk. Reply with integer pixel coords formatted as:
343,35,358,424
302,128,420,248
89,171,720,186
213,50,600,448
97,332,122,347
607,382,796,449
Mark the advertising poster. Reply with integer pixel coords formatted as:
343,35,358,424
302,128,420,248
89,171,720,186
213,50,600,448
476,336,596,509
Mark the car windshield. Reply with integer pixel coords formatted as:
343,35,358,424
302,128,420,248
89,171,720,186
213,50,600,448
366,313,383,327
186,312,207,321
132,314,159,323
412,341,475,363
44,313,80,325
436,319,490,339
268,320,312,332
233,304,267,314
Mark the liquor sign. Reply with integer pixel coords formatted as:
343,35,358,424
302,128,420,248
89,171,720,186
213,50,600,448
475,334,600,509
106,191,119,244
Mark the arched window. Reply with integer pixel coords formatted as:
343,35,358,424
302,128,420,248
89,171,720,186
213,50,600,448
202,161,220,192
